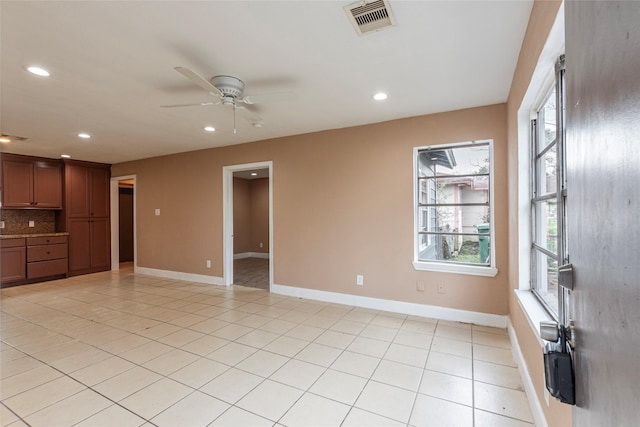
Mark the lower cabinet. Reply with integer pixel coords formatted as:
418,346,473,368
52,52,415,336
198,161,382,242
26,236,68,279
0,236,68,286
68,218,110,275
1,239,27,284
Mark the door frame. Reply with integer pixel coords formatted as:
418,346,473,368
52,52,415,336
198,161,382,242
110,175,137,270
223,161,273,288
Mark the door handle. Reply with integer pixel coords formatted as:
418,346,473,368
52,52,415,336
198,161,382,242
540,320,560,342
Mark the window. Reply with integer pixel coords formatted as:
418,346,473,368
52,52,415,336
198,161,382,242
531,56,568,320
413,140,497,276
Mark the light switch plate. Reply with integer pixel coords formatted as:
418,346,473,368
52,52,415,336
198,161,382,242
29,220,35,227
0,221,5,229
155,209,160,216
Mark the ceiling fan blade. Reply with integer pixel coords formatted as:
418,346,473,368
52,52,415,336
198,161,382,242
235,105,262,123
240,91,298,105
174,67,224,97
160,101,219,108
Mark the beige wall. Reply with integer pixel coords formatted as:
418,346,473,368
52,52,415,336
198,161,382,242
113,103,508,315
506,0,572,426
233,177,269,255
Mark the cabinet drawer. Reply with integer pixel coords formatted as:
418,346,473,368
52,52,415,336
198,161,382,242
1,238,26,248
27,244,68,262
27,258,68,279
27,236,67,246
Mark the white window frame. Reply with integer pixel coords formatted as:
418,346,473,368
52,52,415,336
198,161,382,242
413,139,498,277
530,56,569,321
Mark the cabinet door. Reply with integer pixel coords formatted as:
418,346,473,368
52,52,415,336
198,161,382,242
90,167,110,218
33,161,62,208
68,218,91,273
66,165,90,218
2,159,33,208
90,217,110,271
1,246,26,283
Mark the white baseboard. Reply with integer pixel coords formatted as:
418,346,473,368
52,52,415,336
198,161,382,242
233,252,270,260
135,266,224,286
508,318,548,427
271,283,508,328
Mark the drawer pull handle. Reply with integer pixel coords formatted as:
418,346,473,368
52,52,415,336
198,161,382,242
47,252,50,255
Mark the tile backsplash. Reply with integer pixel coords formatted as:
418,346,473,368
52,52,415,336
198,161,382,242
0,209,57,235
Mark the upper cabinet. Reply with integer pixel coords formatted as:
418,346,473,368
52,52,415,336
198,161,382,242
1,154,62,209
64,162,110,218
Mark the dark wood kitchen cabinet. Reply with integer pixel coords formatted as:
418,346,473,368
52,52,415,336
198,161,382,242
61,160,111,276
1,153,62,209
26,236,68,279
1,238,27,284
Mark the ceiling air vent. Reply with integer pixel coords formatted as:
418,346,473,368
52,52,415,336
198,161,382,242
344,0,396,36
0,134,28,142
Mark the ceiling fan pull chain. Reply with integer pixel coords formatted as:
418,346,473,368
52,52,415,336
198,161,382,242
233,105,237,134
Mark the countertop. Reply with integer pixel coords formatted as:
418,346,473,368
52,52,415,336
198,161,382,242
0,232,69,239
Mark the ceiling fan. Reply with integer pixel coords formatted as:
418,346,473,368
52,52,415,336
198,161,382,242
163,67,296,133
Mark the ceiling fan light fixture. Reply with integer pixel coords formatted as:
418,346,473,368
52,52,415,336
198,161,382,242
27,66,50,77
373,92,388,101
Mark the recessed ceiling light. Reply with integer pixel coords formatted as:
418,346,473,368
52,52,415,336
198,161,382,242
78,133,91,139
27,66,50,77
251,172,258,176
204,126,216,132
0,137,11,144
61,154,72,159
373,92,388,101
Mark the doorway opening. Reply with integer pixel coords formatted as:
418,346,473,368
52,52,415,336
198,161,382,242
110,175,136,271
223,162,273,290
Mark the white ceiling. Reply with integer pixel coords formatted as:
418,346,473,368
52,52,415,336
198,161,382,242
1,1,533,165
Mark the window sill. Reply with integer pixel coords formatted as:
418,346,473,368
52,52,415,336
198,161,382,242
412,261,498,277
514,289,555,347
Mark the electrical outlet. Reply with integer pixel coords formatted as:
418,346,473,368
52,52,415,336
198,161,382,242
0,221,4,229
206,260,211,269
28,220,35,227
437,283,445,294
356,275,364,286
259,242,263,248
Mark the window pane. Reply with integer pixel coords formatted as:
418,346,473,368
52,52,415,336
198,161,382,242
419,233,490,265
538,87,556,153
533,250,559,314
534,199,557,254
537,143,557,195
420,144,489,177
428,205,489,236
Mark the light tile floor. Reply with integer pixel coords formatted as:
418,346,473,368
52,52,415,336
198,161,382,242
0,268,534,427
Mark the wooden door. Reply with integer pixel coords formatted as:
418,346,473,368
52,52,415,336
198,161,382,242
33,160,62,208
119,187,134,262
66,165,90,218
0,246,26,284
90,167,110,218
566,1,640,424
90,217,110,271
2,159,33,208
68,218,91,273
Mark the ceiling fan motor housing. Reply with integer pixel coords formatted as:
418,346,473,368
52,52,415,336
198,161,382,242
211,75,245,99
